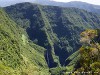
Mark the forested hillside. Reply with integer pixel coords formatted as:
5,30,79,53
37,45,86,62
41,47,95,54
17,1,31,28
0,2,100,75
0,8,50,75
4,2,100,69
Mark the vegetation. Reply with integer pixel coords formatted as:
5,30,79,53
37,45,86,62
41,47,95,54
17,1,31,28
71,29,100,75
1,2,100,75
4,3,100,69
0,8,50,75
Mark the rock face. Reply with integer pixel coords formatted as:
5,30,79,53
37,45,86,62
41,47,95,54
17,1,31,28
4,2,100,68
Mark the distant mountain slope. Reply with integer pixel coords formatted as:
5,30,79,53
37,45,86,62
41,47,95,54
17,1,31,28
36,1,100,15
1,0,100,14
4,2,100,69
0,8,50,75
65,1,100,15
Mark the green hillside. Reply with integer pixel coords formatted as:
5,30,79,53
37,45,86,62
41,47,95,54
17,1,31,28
0,8,50,75
0,2,100,75
4,2,100,69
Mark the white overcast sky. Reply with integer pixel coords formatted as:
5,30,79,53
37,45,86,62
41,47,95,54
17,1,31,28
52,0,100,5
0,0,100,7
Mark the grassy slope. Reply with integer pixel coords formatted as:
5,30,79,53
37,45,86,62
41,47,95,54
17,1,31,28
0,8,50,75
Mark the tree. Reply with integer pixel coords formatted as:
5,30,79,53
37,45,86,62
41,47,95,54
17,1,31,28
74,29,100,75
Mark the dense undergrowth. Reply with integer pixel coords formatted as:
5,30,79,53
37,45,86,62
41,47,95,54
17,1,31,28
0,8,50,75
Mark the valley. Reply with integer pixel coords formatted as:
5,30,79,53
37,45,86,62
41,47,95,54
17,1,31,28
0,2,100,75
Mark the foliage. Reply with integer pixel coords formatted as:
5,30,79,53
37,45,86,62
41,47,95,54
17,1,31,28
5,3,100,68
3,2,100,74
73,29,100,75
50,67,66,75
0,8,50,75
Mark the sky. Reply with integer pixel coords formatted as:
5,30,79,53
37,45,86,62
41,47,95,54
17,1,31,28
52,0,100,5
0,0,100,7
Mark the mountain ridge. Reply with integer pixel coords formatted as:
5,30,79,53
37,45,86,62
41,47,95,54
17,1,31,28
2,1,100,15
36,1,100,15
4,2,100,68
1,2,100,74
